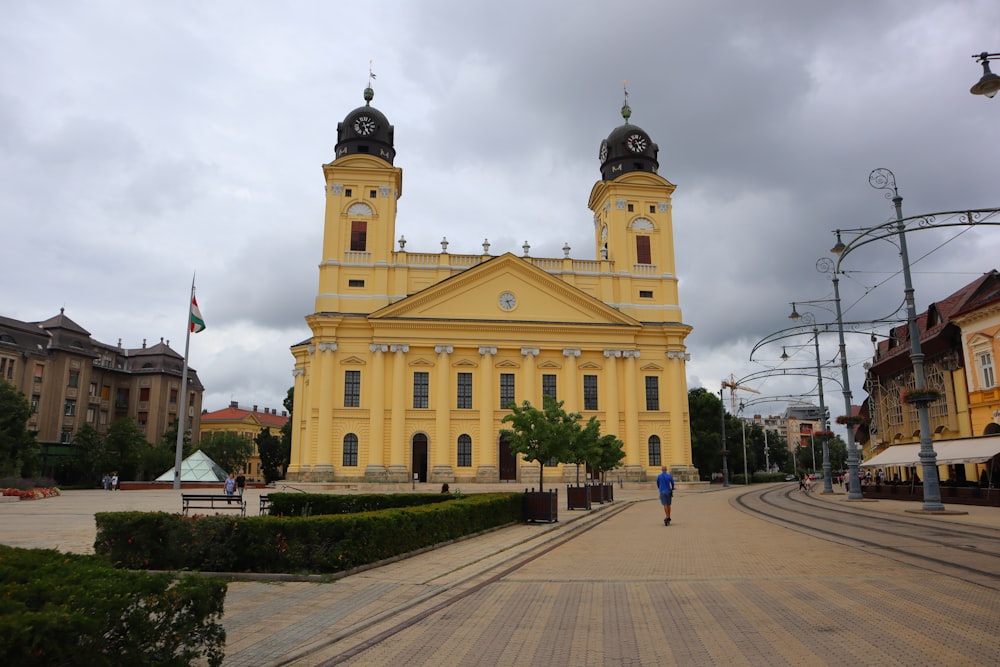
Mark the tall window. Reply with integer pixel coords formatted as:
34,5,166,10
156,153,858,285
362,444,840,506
500,373,515,409
68,370,79,388
457,372,473,409
636,236,651,264
64,399,76,416
350,221,367,251
542,374,557,401
344,370,361,407
139,387,151,402
169,388,178,404
343,433,359,466
583,375,598,410
413,372,429,408
645,376,660,411
34,363,44,381
978,351,995,389
648,435,662,467
457,434,472,467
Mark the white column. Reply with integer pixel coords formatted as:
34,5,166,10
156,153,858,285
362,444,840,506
388,344,409,481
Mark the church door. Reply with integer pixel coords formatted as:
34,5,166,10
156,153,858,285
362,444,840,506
498,435,517,481
411,434,428,483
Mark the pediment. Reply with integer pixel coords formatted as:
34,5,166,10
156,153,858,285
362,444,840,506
640,362,664,371
369,253,640,327
454,358,479,368
579,361,602,370
339,356,367,365
409,357,434,367
538,360,562,369
496,359,521,369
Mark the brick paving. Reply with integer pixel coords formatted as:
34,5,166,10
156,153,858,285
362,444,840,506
2,483,999,666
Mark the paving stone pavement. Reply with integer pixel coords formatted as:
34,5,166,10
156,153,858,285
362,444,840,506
2,483,999,666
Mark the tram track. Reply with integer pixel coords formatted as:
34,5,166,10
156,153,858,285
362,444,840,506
734,484,1000,589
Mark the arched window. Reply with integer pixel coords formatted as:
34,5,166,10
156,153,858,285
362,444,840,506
343,433,359,466
648,435,661,467
457,434,472,467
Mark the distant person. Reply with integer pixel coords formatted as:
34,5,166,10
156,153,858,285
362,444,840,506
656,466,675,526
798,474,808,493
236,470,246,497
441,483,450,493
111,472,119,492
224,473,237,503
102,473,110,491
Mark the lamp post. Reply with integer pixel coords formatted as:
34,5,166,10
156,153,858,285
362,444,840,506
737,403,749,484
786,307,834,494
719,387,729,487
971,52,1000,98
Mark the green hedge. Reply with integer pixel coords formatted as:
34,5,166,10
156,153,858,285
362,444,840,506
267,492,453,516
0,545,226,667
95,492,523,574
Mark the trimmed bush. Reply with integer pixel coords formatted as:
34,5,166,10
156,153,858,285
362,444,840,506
267,492,452,516
0,545,226,666
95,492,523,574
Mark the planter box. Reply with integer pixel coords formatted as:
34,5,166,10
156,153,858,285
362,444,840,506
566,485,591,510
523,489,558,523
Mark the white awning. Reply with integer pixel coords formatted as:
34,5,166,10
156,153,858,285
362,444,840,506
861,436,1000,468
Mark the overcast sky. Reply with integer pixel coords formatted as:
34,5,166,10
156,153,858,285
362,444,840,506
3,1,998,432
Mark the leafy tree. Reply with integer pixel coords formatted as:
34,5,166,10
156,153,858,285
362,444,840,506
63,423,107,485
104,418,147,480
0,381,40,478
159,418,194,459
198,431,253,475
279,387,293,478
566,416,600,486
256,427,284,484
500,395,575,492
591,433,626,484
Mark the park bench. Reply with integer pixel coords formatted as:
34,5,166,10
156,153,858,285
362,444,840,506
181,494,246,517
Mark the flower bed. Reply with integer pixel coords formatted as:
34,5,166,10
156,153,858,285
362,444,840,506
1,487,60,500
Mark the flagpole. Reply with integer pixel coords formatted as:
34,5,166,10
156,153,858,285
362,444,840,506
173,276,196,490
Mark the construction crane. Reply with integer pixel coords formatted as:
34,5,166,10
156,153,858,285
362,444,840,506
721,373,760,414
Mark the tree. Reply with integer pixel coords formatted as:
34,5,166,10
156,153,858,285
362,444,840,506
198,431,253,476
500,395,575,492
104,418,147,480
0,381,39,477
63,423,107,485
566,416,600,486
256,427,284,484
591,433,626,484
279,387,293,478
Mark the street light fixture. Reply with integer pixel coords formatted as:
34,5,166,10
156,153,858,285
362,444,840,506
971,52,1000,98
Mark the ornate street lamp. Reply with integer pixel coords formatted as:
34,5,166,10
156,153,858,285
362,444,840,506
785,308,833,494
971,52,1000,98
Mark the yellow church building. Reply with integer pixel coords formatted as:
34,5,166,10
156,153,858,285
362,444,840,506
288,86,697,485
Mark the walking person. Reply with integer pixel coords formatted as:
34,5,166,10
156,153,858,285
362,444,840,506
110,472,119,492
236,470,246,497
656,465,675,526
224,473,236,503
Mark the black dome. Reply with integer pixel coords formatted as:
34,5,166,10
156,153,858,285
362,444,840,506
334,87,396,164
598,102,658,180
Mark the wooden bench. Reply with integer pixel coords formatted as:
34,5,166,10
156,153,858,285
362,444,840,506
259,494,271,516
181,494,246,517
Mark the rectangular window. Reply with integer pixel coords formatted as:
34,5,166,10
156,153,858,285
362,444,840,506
169,388,178,404
645,376,660,411
137,412,148,427
649,205,656,213
61,429,73,444
102,385,111,400
344,370,361,407
31,394,40,411
68,370,79,388
584,375,598,410
979,351,995,389
639,290,653,298
627,203,634,212
86,407,96,423
350,221,367,251
64,399,76,416
413,372,429,408
636,236,651,264
34,363,44,381
500,373,515,409
457,372,473,409
542,374,557,401
139,387,151,402
369,189,377,198
89,382,98,398
348,279,365,287
344,188,352,197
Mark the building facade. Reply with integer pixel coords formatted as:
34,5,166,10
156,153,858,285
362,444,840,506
288,87,697,484
200,401,288,481
0,309,204,471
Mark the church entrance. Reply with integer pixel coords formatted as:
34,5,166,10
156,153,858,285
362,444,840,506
498,435,517,481
411,434,428,483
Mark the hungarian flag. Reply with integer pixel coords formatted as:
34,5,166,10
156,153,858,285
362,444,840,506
190,295,206,333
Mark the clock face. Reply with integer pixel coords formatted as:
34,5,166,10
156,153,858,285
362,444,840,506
626,133,647,153
599,141,608,162
498,291,517,311
353,115,376,136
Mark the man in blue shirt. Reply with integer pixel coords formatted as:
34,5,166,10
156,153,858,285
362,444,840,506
656,466,675,526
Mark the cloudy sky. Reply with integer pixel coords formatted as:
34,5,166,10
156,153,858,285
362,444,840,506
3,1,998,430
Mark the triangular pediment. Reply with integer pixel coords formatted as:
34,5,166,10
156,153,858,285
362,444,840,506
410,358,434,367
370,253,640,328
538,360,562,369
579,361,602,370
340,356,366,365
640,362,664,371
496,359,520,369
454,358,479,368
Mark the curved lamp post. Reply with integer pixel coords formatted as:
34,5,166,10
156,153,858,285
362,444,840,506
971,52,1000,98
787,307,834,494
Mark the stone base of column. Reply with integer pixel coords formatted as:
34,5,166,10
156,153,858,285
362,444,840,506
300,465,333,482
363,465,389,483
475,465,498,483
385,464,410,483
669,464,700,483
621,463,647,482
284,467,306,482
429,465,454,484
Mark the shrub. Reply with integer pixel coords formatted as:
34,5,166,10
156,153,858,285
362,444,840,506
267,492,452,517
0,545,226,666
95,493,524,574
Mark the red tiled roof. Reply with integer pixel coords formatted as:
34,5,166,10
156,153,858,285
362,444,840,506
202,406,288,428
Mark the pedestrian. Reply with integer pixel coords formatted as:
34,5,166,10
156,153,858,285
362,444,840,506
102,472,110,491
224,473,236,503
236,470,246,497
656,465,675,526
111,472,119,492
798,474,807,493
